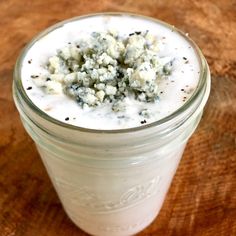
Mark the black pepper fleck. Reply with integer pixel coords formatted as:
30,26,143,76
31,75,39,78
76,45,80,48
183,57,187,60
118,115,125,119
46,77,51,81
65,117,69,121
181,89,185,91
140,120,147,124
28,59,32,64
26,86,32,90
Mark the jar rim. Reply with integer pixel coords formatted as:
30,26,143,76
14,12,208,134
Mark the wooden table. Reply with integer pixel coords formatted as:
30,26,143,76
0,0,235,235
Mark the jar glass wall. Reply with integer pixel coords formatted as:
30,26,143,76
13,13,210,236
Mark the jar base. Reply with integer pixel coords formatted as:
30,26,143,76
65,209,159,236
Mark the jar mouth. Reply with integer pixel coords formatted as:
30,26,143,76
14,12,208,134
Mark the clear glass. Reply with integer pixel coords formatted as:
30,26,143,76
13,13,210,236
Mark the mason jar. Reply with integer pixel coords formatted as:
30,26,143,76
13,13,211,236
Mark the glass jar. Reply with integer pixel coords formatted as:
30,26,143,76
13,13,210,236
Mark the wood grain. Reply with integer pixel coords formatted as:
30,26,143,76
0,0,235,235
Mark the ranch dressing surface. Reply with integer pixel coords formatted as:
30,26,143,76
21,15,200,130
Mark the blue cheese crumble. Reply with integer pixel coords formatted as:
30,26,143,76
32,31,174,117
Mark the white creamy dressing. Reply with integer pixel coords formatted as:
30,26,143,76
21,15,200,130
